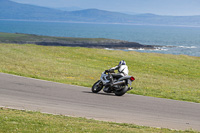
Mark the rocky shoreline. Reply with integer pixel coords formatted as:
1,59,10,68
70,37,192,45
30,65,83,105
0,32,162,50
35,41,159,50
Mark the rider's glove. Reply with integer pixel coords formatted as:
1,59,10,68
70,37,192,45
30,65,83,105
105,70,109,73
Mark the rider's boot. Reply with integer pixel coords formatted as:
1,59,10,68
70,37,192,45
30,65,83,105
128,87,133,90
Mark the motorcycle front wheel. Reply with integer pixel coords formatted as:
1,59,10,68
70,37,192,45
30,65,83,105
92,80,103,93
114,85,128,96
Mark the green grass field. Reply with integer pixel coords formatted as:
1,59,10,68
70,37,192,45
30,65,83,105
0,43,200,103
0,43,200,132
0,108,198,133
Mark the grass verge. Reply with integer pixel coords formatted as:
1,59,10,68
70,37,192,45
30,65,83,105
0,108,198,133
0,43,200,103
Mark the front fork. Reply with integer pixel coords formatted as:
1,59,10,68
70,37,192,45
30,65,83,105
107,73,114,84
103,74,114,92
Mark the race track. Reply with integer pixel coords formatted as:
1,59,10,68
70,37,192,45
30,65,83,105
0,73,199,131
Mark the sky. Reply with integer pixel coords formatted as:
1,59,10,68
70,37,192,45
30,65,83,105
11,0,200,16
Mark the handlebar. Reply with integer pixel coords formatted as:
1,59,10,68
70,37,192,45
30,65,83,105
104,69,115,74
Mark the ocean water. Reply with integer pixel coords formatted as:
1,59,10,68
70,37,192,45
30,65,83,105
0,20,200,57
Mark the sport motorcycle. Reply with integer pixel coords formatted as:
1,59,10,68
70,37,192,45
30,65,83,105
91,70,135,96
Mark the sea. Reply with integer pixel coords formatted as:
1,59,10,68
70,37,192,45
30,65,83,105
0,20,200,57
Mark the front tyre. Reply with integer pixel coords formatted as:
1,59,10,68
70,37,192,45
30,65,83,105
92,80,103,93
114,85,128,96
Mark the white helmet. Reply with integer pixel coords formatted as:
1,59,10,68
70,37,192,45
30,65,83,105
118,60,126,66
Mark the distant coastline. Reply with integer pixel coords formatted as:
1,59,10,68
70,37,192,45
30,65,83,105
0,32,161,50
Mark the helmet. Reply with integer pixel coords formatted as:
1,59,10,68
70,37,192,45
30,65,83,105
118,60,126,66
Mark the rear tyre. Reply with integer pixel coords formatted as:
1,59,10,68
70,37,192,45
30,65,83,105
114,85,128,96
92,80,103,93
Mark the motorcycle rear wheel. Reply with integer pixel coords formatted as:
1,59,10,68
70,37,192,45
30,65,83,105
114,85,128,96
92,80,103,93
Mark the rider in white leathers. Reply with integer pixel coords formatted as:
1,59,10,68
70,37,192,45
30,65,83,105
104,60,129,92
110,60,129,78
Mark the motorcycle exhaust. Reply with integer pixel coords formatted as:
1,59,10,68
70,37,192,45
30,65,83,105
113,80,125,85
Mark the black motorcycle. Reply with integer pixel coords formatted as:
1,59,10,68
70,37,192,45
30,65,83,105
92,70,135,96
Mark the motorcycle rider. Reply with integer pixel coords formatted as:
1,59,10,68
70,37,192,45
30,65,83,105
104,60,129,92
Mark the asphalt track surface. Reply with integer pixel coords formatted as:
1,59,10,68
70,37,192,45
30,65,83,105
0,73,200,131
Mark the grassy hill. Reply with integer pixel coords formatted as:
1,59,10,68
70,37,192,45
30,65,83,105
0,43,199,103
0,35,199,132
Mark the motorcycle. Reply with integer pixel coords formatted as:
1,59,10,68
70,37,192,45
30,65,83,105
91,70,135,96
